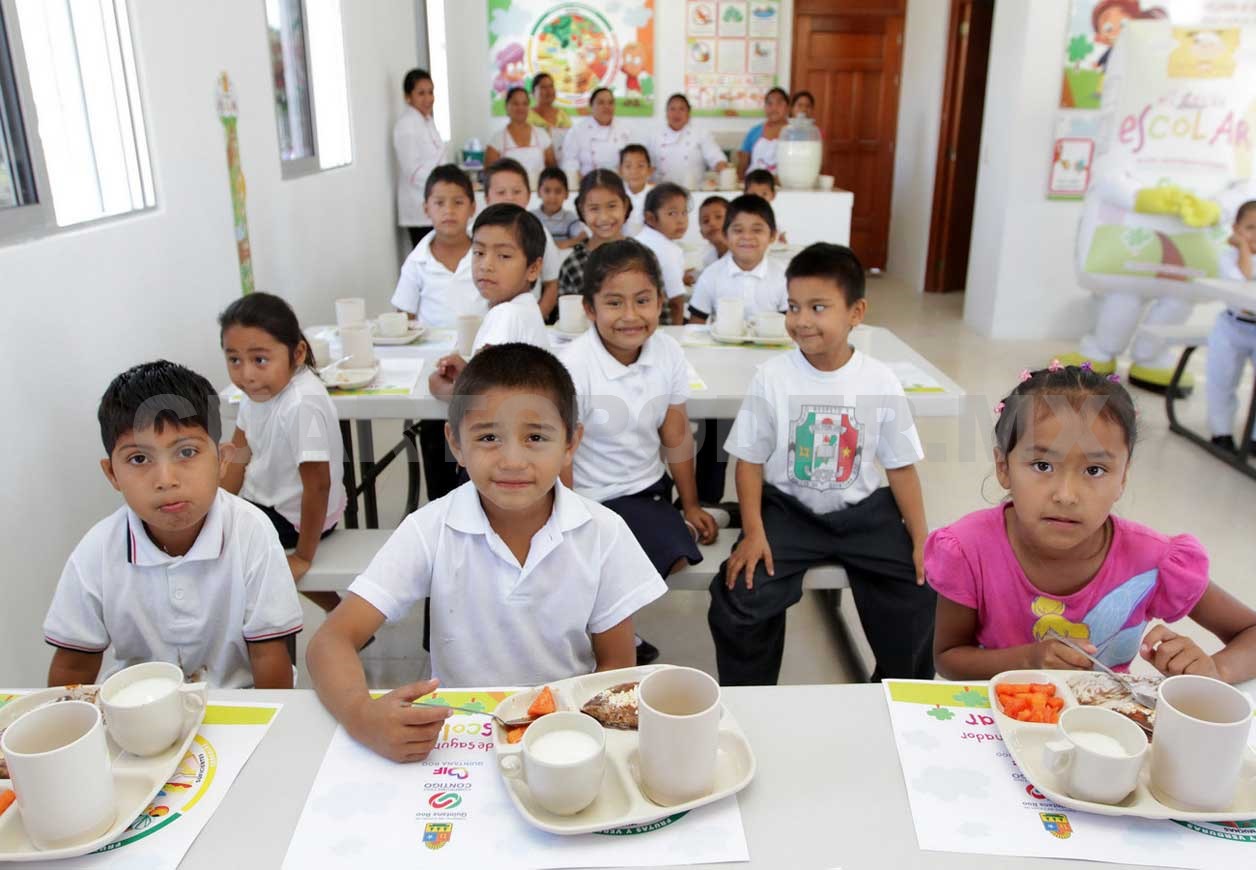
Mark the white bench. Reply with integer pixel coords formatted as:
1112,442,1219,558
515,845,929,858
300,529,849,593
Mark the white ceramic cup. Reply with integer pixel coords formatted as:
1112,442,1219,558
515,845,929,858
817,174,835,192
100,661,206,757
306,335,330,369
557,295,587,333
499,711,605,816
718,167,738,190
1150,674,1256,811
1041,706,1148,804
455,314,483,358
1,701,116,850
752,311,787,338
638,666,722,806
376,311,409,338
334,297,366,329
714,298,745,337
338,324,375,369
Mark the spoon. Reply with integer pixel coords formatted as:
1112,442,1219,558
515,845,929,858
318,355,352,375
1047,629,1161,711
412,701,535,729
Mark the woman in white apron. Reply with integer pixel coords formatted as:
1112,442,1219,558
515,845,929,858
737,87,790,179
393,68,448,248
485,86,556,185
560,88,631,179
527,72,572,158
647,93,729,189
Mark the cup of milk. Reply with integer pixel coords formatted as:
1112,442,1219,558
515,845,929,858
1042,705,1148,804
100,662,207,757
498,711,605,816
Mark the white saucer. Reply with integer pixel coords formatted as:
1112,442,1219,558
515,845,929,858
321,364,378,390
710,327,792,346
552,322,589,339
370,321,425,345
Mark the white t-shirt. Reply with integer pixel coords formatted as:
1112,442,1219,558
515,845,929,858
688,252,788,319
393,106,447,227
634,225,687,300
487,124,553,181
347,481,666,687
237,367,346,533
624,184,651,238
560,328,689,502
43,490,303,688
724,349,924,514
473,293,551,353
391,232,485,328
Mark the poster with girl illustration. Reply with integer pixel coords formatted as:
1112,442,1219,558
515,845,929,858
487,0,656,116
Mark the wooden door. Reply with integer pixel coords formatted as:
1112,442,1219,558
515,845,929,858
792,1,905,270
925,0,994,292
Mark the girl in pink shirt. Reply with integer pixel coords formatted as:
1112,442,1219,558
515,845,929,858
926,363,1256,682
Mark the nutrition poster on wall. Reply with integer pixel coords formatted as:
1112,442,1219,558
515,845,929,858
487,0,656,117
685,1,782,117
884,680,1256,868
282,690,748,868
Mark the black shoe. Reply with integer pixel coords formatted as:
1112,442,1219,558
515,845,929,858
719,501,742,529
635,638,660,666
1212,435,1237,452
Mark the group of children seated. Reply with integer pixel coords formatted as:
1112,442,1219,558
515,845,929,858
40,159,1256,766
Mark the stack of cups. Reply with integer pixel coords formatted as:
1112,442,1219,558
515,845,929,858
335,297,374,369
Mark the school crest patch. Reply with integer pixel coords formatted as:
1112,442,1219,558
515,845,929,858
789,405,861,490
423,821,453,850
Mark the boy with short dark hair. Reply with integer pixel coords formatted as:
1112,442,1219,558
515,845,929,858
44,361,303,689
708,243,936,685
697,195,730,270
619,143,653,237
483,158,561,319
533,167,587,250
688,194,786,323
308,344,665,762
743,169,776,202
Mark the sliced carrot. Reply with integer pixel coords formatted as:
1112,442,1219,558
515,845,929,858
1001,696,1027,715
506,725,528,744
0,789,14,817
1030,683,1057,696
1046,696,1065,710
527,686,556,718
997,683,1033,695
1016,709,1033,721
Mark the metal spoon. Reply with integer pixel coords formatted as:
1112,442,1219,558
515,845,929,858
318,355,352,376
412,701,535,729
1047,629,1161,710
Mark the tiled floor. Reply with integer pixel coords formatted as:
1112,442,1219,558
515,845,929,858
295,277,1256,689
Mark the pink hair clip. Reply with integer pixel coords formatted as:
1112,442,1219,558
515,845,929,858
1018,368,1032,383
994,401,1006,415
1107,373,1121,383
1048,358,1064,372
1080,361,1093,372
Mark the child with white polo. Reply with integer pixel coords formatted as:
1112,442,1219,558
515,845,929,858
308,344,665,762
482,158,562,320
43,361,303,689
429,204,551,398
687,194,787,323
619,144,654,238
634,182,692,325
709,244,936,685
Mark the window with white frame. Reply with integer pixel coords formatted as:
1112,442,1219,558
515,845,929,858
1,0,155,236
264,0,351,176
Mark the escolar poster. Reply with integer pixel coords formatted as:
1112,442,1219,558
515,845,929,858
487,1,656,117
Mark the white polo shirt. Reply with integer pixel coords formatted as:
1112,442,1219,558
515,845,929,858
391,233,485,328
534,226,562,299
725,349,925,515
688,252,787,319
43,490,303,688
634,225,687,300
560,328,689,502
472,293,550,353
237,367,346,532
347,481,666,688
624,184,651,238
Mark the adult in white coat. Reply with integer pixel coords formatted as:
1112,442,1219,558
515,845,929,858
560,88,631,179
393,69,447,249
647,93,728,189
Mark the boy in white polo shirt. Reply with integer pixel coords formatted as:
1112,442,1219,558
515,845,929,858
687,194,786,324
481,158,562,319
308,344,665,763
391,164,479,499
43,361,303,689
429,204,551,398
633,182,691,325
708,244,936,685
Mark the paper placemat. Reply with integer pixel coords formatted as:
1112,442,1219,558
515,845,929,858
887,361,946,394
884,679,1256,869
687,361,708,392
0,694,281,870
223,357,424,402
679,324,792,350
282,690,749,869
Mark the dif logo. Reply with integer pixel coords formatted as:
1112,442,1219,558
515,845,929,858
433,765,470,780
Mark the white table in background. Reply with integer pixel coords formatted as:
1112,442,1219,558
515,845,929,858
181,686,1164,870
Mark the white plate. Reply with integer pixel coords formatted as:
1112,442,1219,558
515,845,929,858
321,365,378,390
0,684,208,862
370,321,425,345
493,665,756,835
709,327,793,347
990,669,1256,821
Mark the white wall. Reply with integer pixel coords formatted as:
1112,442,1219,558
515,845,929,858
963,0,1093,339
442,1,794,153
0,0,417,686
887,0,949,293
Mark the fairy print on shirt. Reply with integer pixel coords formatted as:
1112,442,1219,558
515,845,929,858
1029,568,1158,667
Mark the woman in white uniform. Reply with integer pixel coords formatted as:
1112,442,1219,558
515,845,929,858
393,68,448,248
737,86,790,179
560,87,631,179
647,93,729,188
485,87,556,186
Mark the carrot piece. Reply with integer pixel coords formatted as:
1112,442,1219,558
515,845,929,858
1046,696,1065,710
997,683,1032,695
1028,692,1048,710
506,725,528,744
1030,683,1057,696
1001,697,1027,715
1016,709,1033,721
527,686,556,718
0,789,14,818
